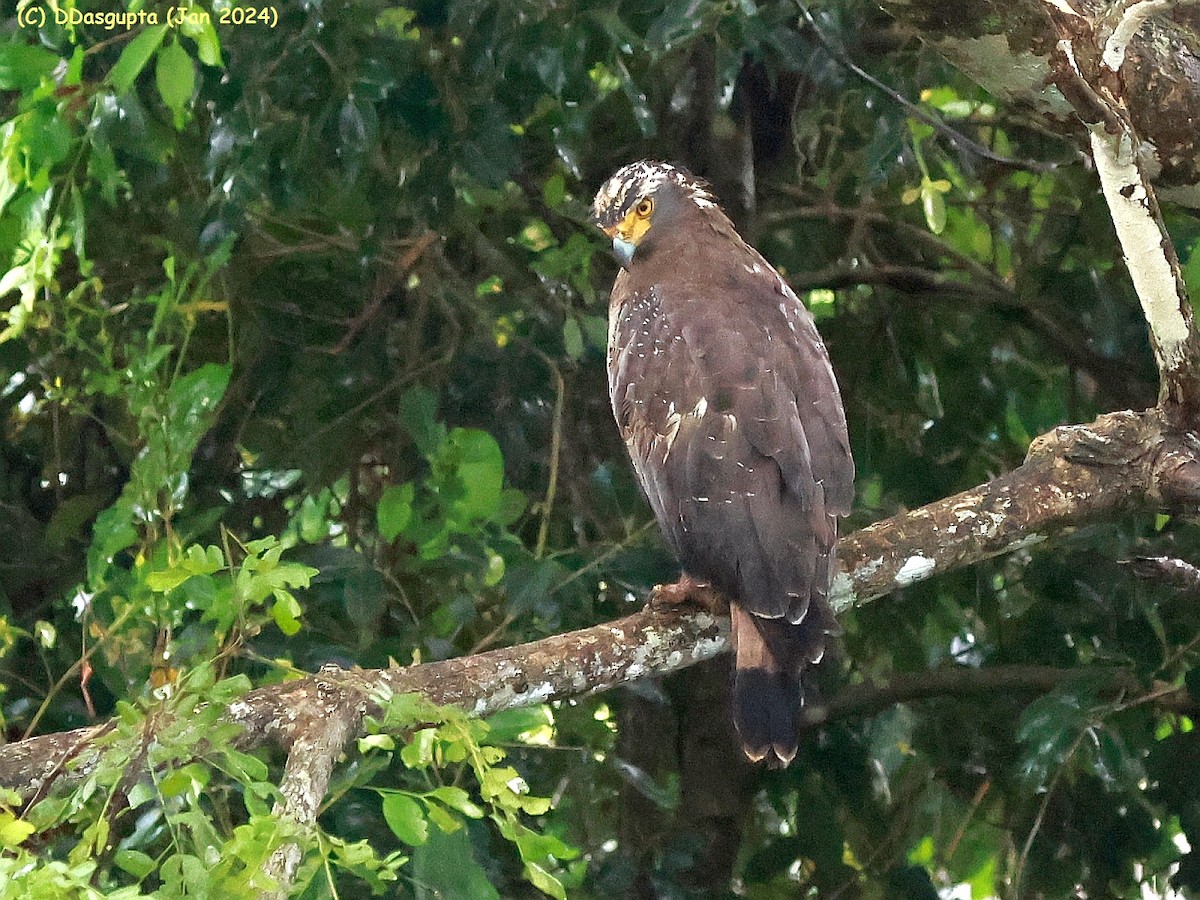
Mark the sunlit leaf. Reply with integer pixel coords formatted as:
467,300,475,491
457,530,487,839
0,812,34,848
922,182,947,234
524,861,566,900
377,482,415,541
155,41,195,130
428,785,485,820
109,25,169,94
444,427,505,525
114,849,156,879
382,793,429,846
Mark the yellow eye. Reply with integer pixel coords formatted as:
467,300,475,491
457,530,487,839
635,198,654,218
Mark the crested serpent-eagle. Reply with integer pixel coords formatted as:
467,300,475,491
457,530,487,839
592,161,854,767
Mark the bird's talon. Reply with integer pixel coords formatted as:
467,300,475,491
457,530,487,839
648,576,728,615
648,580,692,608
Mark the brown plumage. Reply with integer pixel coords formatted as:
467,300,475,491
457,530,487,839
592,161,854,767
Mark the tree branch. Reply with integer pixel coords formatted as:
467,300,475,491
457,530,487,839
261,678,366,899
876,0,1200,205
4,408,1200,806
1125,555,1200,594
1042,0,1200,417
797,664,1140,730
832,407,1200,610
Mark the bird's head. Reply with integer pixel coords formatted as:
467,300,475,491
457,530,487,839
591,161,717,268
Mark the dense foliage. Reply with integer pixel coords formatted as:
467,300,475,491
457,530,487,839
1,0,1199,896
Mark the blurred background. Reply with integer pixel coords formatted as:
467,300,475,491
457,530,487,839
2,0,1199,896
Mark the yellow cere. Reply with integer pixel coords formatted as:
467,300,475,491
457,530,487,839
615,199,654,245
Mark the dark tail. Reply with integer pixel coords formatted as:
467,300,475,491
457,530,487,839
729,602,835,767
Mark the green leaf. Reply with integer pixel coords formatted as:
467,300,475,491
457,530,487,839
495,488,528,526
519,794,552,815
271,591,303,636
146,567,193,592
159,764,208,798
485,706,552,743
518,218,556,252
115,699,142,725
65,46,84,85
525,860,567,900
482,550,505,587
108,25,170,95
155,41,195,130
217,747,269,783
476,274,504,297
425,801,463,833
562,317,583,360
444,427,505,525
88,501,139,577
376,7,421,40
166,363,231,444
382,692,441,728
512,821,578,861
114,849,155,878
399,385,444,456
127,782,156,811
0,811,34,848
542,173,566,208
0,43,60,91
401,728,438,769
1015,679,1104,789
921,182,947,234
382,793,429,846
24,110,73,172
428,785,486,819
412,825,500,900
377,482,415,541
87,134,126,205
179,13,224,67
208,674,253,703
1088,726,1145,790
358,733,395,753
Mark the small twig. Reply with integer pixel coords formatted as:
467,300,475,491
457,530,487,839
469,612,516,655
328,232,438,355
22,603,137,740
1123,555,1200,594
795,1,1058,172
798,664,1136,730
515,339,566,561
945,779,991,865
548,518,658,596
1012,728,1087,895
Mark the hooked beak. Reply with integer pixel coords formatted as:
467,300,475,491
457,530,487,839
603,225,636,269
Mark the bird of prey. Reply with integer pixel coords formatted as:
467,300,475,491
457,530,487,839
592,161,854,767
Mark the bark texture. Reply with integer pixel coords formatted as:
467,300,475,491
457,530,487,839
877,0,1200,206
4,410,1200,803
